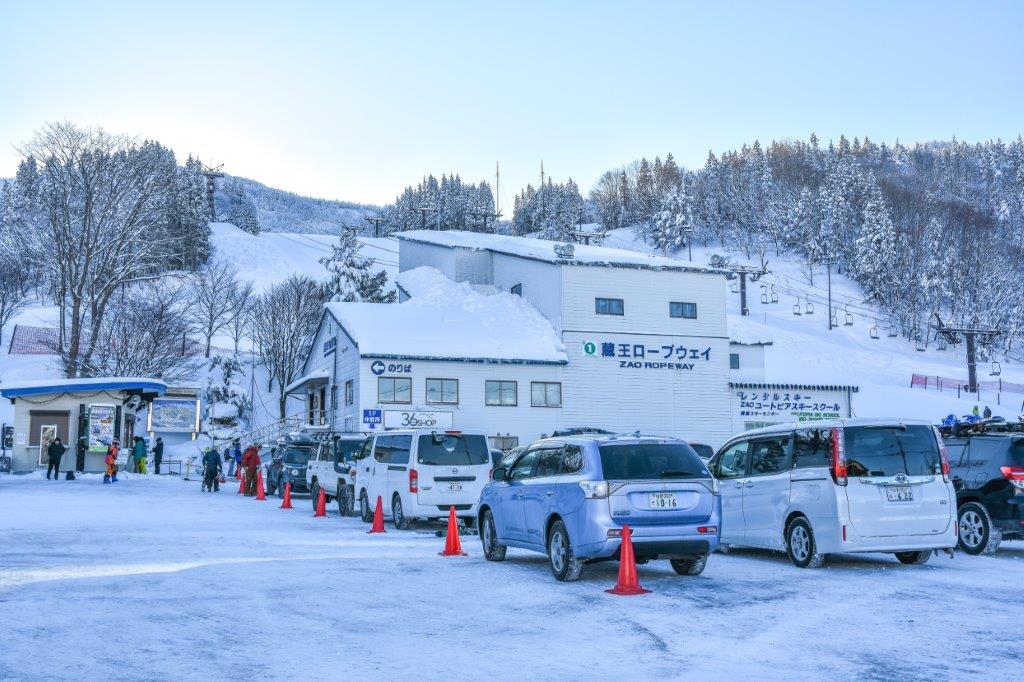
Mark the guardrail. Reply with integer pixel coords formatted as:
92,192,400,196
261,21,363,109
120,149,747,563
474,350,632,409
911,373,1024,407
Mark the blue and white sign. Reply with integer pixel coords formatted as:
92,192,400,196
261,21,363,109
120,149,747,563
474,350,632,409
583,338,712,371
323,336,337,357
370,361,412,375
362,409,383,426
370,360,386,375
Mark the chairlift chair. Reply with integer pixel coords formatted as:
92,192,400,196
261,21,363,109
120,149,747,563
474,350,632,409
991,361,1002,377
844,309,854,326
770,285,779,304
805,300,815,315
760,291,769,305
829,312,838,329
869,324,880,340
916,337,926,352
792,299,803,316
937,337,948,351
887,325,898,338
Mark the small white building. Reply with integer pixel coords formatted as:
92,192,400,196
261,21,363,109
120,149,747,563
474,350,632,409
292,231,741,449
730,382,858,433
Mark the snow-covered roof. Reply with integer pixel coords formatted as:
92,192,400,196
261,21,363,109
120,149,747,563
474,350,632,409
397,230,722,273
0,377,168,399
327,267,567,364
284,369,330,394
728,316,774,346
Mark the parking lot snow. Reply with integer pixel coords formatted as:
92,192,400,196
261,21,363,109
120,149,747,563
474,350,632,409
1,474,1020,680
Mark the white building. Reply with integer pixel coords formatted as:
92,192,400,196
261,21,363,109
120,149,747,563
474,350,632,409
290,230,742,448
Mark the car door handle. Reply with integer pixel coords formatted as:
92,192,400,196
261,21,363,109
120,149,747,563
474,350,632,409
744,481,754,488
546,490,554,496
734,482,743,488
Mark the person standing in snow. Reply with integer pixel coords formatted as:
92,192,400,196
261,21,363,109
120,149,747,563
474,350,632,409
104,441,119,484
232,440,242,476
972,405,980,417
983,406,992,419
132,436,148,474
241,444,261,495
153,437,164,475
201,447,222,492
46,437,66,480
75,437,87,473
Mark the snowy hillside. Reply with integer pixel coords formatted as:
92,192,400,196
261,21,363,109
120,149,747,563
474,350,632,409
600,229,1024,423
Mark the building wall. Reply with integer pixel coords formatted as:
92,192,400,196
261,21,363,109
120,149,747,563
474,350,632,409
729,343,767,382
355,357,565,447
454,247,493,285
302,311,361,432
399,240,458,280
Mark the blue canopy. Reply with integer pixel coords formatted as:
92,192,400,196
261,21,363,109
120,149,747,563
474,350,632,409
0,377,168,399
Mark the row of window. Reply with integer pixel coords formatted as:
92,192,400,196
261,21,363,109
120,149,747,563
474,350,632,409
713,429,831,479
377,377,563,408
595,297,697,319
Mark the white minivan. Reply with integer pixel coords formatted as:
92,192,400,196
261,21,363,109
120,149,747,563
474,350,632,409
353,429,492,529
709,419,956,567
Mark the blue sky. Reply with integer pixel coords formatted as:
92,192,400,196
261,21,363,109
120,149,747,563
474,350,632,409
1,1,1022,208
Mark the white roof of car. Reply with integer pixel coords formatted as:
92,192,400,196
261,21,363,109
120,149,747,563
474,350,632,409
735,418,935,440
397,230,721,273
328,267,567,364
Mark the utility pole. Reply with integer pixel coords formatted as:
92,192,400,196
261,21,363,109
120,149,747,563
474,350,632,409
932,314,1002,393
364,215,386,238
826,256,835,330
468,209,502,233
411,206,435,230
683,226,694,262
495,162,500,216
540,160,546,226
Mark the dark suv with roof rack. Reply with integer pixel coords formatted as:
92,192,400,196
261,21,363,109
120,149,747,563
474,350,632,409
942,430,1024,553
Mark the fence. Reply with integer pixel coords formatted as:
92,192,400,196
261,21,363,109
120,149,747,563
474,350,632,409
911,373,1024,406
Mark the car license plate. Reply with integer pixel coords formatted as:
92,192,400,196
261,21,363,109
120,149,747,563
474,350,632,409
885,486,913,502
649,492,679,509
446,482,463,492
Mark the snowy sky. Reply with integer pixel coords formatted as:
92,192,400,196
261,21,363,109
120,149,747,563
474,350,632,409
1,0,1022,207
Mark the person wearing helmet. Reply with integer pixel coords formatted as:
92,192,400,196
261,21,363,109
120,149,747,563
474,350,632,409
104,440,120,484
201,447,222,492
241,444,261,495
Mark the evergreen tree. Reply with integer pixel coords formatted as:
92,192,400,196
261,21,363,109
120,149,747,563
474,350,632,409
318,229,397,303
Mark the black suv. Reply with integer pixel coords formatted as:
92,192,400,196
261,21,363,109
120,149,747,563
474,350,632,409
943,432,1024,554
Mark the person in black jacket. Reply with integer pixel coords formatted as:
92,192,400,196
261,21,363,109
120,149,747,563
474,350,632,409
75,437,87,473
201,447,222,492
46,438,66,480
153,437,164,475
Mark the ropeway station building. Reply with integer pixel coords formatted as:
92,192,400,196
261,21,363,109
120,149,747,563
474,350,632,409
287,231,856,451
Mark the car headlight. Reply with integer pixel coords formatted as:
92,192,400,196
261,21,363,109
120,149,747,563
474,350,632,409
291,468,299,476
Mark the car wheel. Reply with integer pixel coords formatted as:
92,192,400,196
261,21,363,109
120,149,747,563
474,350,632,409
895,550,931,565
547,520,583,582
336,485,351,517
958,502,1002,555
786,517,825,568
480,509,506,562
392,495,411,530
670,555,708,576
310,481,321,511
360,490,372,523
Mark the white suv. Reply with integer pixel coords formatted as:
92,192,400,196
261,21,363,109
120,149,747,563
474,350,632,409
352,429,492,529
709,419,956,567
305,433,367,516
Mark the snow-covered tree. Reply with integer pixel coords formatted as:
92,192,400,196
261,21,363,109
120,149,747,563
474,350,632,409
318,229,397,303
202,354,252,443
223,179,260,234
651,179,697,255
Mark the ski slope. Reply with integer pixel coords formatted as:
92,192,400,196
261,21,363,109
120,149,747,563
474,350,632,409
599,228,1024,423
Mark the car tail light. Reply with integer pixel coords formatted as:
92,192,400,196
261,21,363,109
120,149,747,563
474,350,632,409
1001,465,1024,491
830,427,847,486
445,430,462,436
409,468,418,494
579,480,610,498
933,426,951,482
697,526,717,534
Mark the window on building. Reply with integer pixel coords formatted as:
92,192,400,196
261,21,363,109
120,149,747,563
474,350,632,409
344,380,354,406
426,378,459,404
670,301,698,319
485,380,517,406
378,377,411,404
730,353,740,370
531,382,562,408
511,283,522,296
595,297,624,316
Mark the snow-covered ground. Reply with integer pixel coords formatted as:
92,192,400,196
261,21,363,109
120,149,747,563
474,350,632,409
0,474,1020,680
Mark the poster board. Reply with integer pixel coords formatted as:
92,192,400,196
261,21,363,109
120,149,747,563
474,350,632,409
87,404,117,452
147,398,201,433
38,424,57,466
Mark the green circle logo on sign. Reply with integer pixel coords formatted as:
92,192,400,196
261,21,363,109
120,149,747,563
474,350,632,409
583,341,596,356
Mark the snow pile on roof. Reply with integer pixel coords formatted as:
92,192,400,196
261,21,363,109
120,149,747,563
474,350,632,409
331,267,567,363
728,315,774,345
397,230,720,272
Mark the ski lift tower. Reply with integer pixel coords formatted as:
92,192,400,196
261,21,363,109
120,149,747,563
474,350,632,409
569,228,607,246
364,215,386,238
722,265,767,316
467,209,502,233
201,163,225,221
932,313,1002,394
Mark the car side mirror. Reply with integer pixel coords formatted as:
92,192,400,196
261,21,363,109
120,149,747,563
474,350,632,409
492,466,507,481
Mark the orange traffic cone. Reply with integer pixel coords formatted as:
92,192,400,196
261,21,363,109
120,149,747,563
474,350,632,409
313,486,327,517
439,506,467,556
237,470,245,494
367,495,386,533
280,482,293,509
255,469,266,500
605,525,650,595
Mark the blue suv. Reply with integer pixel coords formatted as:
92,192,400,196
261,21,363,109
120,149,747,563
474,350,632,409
478,434,721,581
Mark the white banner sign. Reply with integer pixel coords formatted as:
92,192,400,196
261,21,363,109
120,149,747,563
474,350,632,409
383,410,453,430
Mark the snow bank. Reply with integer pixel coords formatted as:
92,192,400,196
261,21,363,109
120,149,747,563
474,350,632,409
332,266,567,363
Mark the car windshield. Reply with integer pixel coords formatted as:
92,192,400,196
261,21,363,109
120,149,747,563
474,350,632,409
598,442,707,480
417,434,489,466
1011,439,1024,466
334,440,364,462
282,447,313,466
844,426,941,477
690,443,715,461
